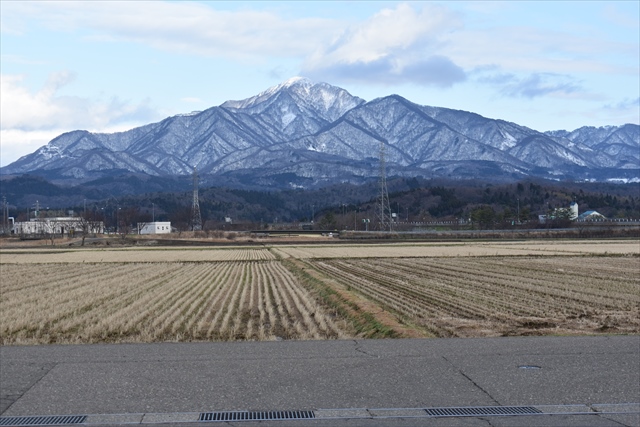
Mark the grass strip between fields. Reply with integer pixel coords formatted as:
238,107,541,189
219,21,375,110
282,258,429,339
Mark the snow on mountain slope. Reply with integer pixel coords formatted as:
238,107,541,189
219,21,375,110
1,78,637,185
222,77,364,128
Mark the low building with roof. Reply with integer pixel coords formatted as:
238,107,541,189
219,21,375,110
138,221,172,234
13,217,104,237
577,210,606,221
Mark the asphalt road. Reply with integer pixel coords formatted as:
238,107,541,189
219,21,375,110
1,336,638,426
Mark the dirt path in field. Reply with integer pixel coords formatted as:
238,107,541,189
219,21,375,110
287,259,430,339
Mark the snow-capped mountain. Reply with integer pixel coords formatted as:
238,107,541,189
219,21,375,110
2,78,638,187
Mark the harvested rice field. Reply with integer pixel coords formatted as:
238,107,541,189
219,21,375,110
272,240,640,259
0,247,275,263
1,240,638,345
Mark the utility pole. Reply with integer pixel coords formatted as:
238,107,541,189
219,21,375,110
354,208,358,230
342,203,346,229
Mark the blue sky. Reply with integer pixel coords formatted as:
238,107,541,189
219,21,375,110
1,1,638,167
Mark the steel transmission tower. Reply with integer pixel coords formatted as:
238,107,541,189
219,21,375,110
376,142,393,232
191,168,202,231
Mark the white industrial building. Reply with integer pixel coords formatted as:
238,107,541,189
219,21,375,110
138,221,172,234
13,217,104,236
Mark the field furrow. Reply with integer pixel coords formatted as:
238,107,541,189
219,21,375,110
2,243,637,344
205,264,245,337
401,258,639,312
272,262,339,338
180,263,230,336
305,254,639,337
259,262,280,339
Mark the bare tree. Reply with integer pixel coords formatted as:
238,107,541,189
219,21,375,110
76,212,104,246
117,206,140,239
136,211,153,235
170,206,191,235
45,218,63,246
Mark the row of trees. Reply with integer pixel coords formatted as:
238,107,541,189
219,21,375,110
4,178,638,234
107,179,640,231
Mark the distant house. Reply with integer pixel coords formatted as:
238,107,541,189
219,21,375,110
577,210,606,221
138,221,172,234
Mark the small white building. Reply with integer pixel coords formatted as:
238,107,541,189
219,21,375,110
138,221,172,234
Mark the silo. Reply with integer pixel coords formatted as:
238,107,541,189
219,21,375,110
570,202,579,220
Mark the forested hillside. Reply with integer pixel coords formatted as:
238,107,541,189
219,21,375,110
3,174,638,232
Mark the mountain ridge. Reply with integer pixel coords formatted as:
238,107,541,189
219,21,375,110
2,78,638,187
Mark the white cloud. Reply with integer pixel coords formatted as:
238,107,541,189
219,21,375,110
447,26,637,76
1,0,637,145
5,2,469,87
1,1,342,60
2,72,74,130
1,72,159,131
476,72,583,99
0,72,162,166
299,2,637,88
0,129,62,166
308,3,456,65
180,97,203,104
5,2,635,83
302,3,466,87
602,97,640,125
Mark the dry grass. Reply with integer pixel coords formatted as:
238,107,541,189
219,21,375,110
307,255,639,337
0,247,275,263
0,261,349,344
1,239,638,345
273,240,640,259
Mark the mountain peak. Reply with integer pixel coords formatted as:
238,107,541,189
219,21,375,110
221,77,314,110
281,76,312,87
220,77,364,122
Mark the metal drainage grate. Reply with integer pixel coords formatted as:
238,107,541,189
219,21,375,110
0,416,87,426
199,411,315,422
425,406,542,417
